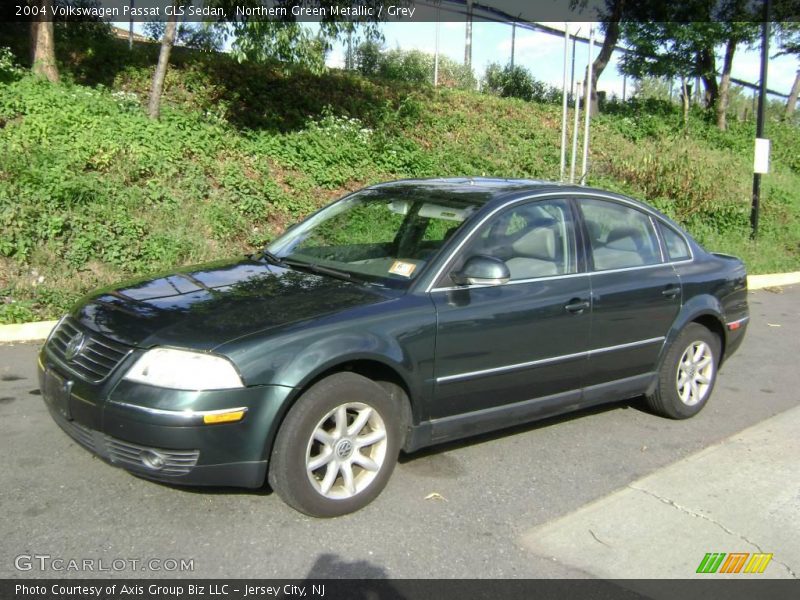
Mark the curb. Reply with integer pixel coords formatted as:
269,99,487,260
2,272,799,344
0,320,59,344
747,271,800,290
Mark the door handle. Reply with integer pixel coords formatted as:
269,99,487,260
565,299,590,314
662,285,681,299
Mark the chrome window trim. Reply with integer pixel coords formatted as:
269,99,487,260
430,258,694,293
424,190,694,293
436,336,665,384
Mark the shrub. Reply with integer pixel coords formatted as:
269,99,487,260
355,44,475,90
482,63,561,104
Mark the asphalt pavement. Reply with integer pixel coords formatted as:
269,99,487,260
0,286,798,579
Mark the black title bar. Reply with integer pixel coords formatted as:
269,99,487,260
4,579,800,600
2,0,798,23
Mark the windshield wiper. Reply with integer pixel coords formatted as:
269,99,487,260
260,248,287,266
282,259,360,283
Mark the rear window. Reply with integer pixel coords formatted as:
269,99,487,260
659,222,691,261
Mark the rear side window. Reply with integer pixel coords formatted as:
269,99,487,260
580,199,662,271
659,222,692,261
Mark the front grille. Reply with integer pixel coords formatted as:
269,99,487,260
47,317,132,383
52,412,200,476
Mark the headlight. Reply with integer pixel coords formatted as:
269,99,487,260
123,348,244,390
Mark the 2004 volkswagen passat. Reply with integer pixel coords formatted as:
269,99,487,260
39,179,749,516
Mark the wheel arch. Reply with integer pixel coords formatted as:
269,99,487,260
263,355,419,468
649,296,727,395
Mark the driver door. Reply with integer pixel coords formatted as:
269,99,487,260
428,197,592,428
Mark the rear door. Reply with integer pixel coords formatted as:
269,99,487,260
577,197,681,393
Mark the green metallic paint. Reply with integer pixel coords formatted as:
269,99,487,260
38,179,749,489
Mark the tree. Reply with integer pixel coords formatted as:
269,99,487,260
147,3,178,119
144,21,227,53
587,0,626,115
355,39,382,76
714,22,760,130
712,2,761,130
569,0,627,115
620,1,761,131
620,18,759,131
619,22,713,128
776,23,800,118
229,21,330,73
30,0,59,82
216,0,384,72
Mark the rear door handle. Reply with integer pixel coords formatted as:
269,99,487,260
565,299,590,314
662,285,681,299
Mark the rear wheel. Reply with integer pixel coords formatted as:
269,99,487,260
645,323,721,419
268,372,401,517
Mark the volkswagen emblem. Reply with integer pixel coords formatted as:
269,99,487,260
64,332,86,361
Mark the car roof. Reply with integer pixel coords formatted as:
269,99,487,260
365,177,653,212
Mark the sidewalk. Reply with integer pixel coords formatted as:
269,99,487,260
521,404,800,580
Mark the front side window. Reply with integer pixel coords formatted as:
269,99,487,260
580,199,662,271
449,198,578,282
268,189,482,288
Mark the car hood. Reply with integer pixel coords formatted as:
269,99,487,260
71,258,393,350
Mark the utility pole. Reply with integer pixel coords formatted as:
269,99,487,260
128,0,134,50
510,21,516,69
750,0,771,239
570,82,581,184
580,26,595,185
346,30,353,70
434,2,440,86
559,23,570,182
464,0,473,67
569,31,579,104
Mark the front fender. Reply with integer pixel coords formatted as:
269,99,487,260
256,334,427,464
279,332,421,401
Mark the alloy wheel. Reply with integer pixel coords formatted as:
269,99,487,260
675,340,715,406
305,402,388,500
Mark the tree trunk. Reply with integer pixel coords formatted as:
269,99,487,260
147,13,178,119
716,38,737,131
30,0,59,82
588,0,624,116
786,69,800,119
698,49,718,109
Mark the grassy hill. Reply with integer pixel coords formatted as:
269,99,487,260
1,28,799,323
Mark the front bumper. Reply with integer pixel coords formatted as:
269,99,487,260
38,353,294,488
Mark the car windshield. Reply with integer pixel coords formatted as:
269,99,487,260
267,187,488,288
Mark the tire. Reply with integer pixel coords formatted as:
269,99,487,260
645,323,721,419
268,372,401,517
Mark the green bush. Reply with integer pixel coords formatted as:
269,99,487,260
0,30,797,323
355,44,475,90
483,63,561,104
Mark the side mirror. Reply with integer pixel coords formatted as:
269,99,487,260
451,255,510,286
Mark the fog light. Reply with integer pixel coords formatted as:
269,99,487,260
140,450,166,470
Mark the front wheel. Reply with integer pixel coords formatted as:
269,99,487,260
645,323,721,419
268,372,401,517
